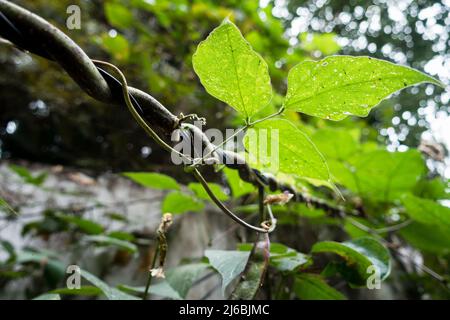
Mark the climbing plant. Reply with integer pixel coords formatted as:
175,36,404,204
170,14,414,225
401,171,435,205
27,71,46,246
0,1,449,301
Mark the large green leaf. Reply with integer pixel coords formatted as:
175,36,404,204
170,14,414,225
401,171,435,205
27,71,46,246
330,149,425,201
312,237,391,286
284,56,443,120
205,249,250,295
80,269,139,300
162,191,204,214
294,274,346,300
402,194,450,230
192,20,272,120
165,263,209,298
244,118,331,182
123,172,180,190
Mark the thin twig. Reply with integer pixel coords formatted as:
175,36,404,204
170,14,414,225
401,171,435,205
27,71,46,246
193,168,272,233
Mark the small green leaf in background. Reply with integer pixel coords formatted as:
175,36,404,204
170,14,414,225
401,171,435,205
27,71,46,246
80,269,139,300
33,293,61,300
244,118,331,182
162,191,204,214
205,249,250,295
294,274,346,300
58,214,104,235
0,197,18,216
312,237,391,286
284,56,443,120
83,235,137,254
104,3,134,29
223,167,255,198
123,172,180,190
107,230,136,242
9,164,47,186
330,149,425,201
400,222,450,255
165,263,209,299
300,33,341,56
413,177,450,200
99,33,130,61
402,194,450,230
193,20,272,120
188,182,229,201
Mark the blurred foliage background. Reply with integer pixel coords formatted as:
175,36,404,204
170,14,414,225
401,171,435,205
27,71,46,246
0,0,449,300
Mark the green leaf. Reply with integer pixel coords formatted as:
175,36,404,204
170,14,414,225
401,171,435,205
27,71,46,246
331,149,425,201
188,182,229,201
244,118,331,182
205,250,250,295
165,263,209,298
284,56,443,120
0,240,16,262
58,214,104,235
294,274,346,300
162,191,204,214
269,246,310,272
16,249,66,286
238,242,310,272
80,269,139,300
104,3,134,29
413,177,450,200
100,33,130,61
83,235,137,254
312,237,391,286
123,172,180,190
107,230,136,242
9,164,47,186
50,286,102,297
400,222,450,254
223,167,255,198
118,282,182,300
311,127,359,160
192,20,272,120
33,293,61,300
402,194,450,230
